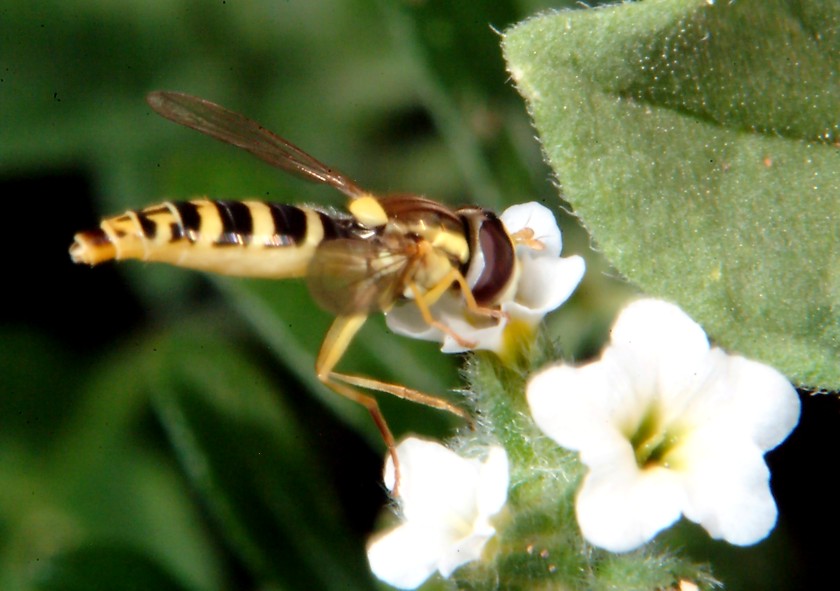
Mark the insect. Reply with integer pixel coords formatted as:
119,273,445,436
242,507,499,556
70,91,521,479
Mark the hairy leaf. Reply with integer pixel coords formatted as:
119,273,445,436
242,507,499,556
504,0,840,388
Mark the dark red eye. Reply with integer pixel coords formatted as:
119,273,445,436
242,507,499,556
471,213,515,306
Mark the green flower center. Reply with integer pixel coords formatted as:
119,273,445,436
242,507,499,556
627,406,682,470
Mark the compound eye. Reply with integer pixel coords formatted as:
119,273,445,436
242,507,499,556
471,214,515,306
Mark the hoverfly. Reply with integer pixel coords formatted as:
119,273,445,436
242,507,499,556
70,92,521,479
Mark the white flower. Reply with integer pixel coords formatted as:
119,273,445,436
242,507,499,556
367,438,509,589
526,299,800,553
385,202,585,357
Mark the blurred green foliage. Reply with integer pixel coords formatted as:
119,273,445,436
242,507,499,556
0,0,833,590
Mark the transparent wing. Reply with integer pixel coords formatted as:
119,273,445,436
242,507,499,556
146,91,365,198
306,238,413,316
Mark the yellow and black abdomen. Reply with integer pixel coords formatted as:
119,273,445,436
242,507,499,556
70,199,348,278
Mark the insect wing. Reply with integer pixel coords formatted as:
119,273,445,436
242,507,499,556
306,238,411,316
147,91,365,198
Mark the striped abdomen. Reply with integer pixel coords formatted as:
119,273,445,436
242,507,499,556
70,199,351,278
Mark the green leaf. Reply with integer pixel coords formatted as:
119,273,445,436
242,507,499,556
503,0,840,388
149,327,376,591
31,544,193,591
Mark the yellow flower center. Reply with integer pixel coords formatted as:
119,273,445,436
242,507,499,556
497,318,536,366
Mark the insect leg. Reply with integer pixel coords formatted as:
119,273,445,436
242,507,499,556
432,267,506,321
316,314,467,423
316,314,472,492
316,314,402,488
406,264,509,349
331,373,470,421
407,280,478,348
318,313,469,419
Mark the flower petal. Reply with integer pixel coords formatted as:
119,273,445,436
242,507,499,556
608,299,711,405
529,362,617,452
370,439,510,587
528,298,799,552
386,438,482,522
511,253,585,323
385,301,443,343
385,294,505,353
576,458,684,553
664,351,800,454
675,427,778,544
437,523,496,578
717,355,800,451
367,523,442,589
500,202,562,256
476,446,510,516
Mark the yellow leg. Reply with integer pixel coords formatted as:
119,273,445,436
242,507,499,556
315,314,470,493
411,243,503,320
408,280,478,348
406,265,507,349
331,372,470,420
441,267,506,320
316,314,369,381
